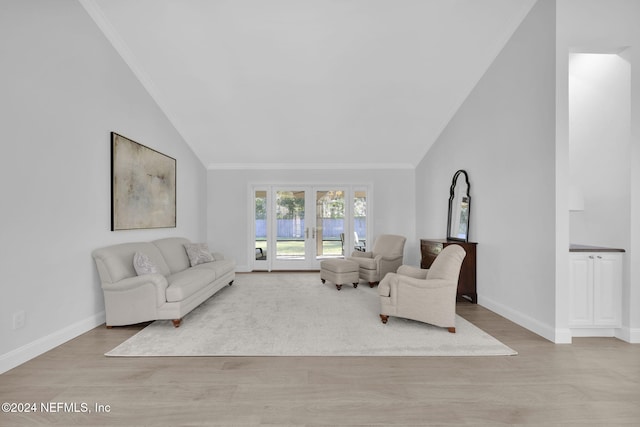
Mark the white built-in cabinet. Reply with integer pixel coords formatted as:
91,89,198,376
569,246,623,337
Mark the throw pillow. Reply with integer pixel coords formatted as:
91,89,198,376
184,243,215,267
133,252,158,275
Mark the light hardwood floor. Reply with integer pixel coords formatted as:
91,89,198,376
1,282,639,426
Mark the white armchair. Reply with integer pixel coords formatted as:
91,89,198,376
346,234,406,287
378,244,466,332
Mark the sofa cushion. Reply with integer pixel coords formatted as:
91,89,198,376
184,243,215,267
165,269,216,302
152,237,192,274
93,242,170,283
133,252,158,275
192,258,235,277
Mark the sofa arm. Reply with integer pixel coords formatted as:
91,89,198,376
398,277,456,291
378,272,396,297
381,275,456,304
101,274,169,306
350,250,373,258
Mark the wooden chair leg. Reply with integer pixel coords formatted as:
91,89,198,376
380,314,389,324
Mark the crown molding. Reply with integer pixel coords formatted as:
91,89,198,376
79,0,189,145
207,162,416,171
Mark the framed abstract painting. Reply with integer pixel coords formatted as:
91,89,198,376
111,132,176,230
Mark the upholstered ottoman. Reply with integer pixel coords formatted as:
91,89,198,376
320,259,360,290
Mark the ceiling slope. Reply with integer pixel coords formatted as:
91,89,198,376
81,0,536,169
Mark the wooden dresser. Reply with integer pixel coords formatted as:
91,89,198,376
420,239,477,303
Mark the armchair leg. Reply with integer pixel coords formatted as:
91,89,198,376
369,281,378,288
380,314,389,324
447,327,456,333
172,319,182,328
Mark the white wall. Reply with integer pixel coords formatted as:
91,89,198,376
416,0,558,340
0,0,207,373
207,168,416,271
569,53,631,248
556,0,640,342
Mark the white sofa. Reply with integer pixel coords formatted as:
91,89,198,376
92,237,235,327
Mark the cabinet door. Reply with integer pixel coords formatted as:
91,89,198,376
593,254,622,327
569,254,593,326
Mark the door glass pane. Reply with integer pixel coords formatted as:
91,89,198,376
354,190,367,252
255,190,267,261
315,190,344,259
276,191,305,260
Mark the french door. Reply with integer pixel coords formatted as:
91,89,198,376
253,185,369,271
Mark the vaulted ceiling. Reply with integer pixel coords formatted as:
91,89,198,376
82,0,536,169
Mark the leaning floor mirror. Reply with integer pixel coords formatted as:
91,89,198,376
447,169,471,242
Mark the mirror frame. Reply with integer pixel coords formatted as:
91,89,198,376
446,169,471,242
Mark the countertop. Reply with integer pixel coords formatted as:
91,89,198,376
569,244,625,253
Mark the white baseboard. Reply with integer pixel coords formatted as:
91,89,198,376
554,328,573,344
479,297,639,345
236,264,252,273
615,326,640,343
0,311,106,375
478,295,560,343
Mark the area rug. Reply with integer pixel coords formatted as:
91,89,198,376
106,272,517,357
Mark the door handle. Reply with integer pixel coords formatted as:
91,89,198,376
305,228,309,239
312,227,316,239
